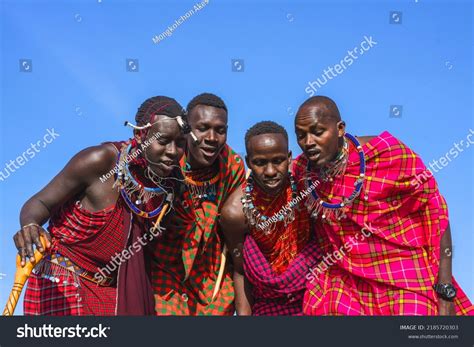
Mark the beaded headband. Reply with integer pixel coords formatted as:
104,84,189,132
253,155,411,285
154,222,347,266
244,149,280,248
124,109,198,143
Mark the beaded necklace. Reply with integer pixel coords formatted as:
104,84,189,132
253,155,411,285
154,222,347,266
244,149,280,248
305,133,366,221
114,143,171,218
241,173,298,235
183,161,220,203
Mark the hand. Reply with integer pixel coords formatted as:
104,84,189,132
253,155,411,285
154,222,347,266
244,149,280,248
438,298,456,316
13,224,52,267
236,305,252,316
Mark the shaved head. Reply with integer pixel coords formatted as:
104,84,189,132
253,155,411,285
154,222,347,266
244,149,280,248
294,96,345,169
295,96,341,125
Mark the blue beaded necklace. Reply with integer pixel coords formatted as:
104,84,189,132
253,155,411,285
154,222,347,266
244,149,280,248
306,133,366,220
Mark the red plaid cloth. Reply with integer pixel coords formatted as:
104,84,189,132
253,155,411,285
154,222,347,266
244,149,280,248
24,271,117,316
152,145,245,315
244,234,320,316
51,199,127,273
293,131,473,315
24,198,129,316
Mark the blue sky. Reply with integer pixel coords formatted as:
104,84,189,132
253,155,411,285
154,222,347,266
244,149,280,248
0,0,472,314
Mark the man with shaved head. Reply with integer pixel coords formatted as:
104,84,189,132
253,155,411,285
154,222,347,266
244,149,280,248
293,96,473,316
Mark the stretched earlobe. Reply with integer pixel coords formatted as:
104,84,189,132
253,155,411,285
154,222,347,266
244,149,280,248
338,121,346,137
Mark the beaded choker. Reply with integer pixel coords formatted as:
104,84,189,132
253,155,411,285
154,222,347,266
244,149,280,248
241,173,298,235
305,133,366,221
183,161,219,203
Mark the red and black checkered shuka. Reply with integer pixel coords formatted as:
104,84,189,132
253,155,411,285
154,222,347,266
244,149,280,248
24,198,128,315
24,141,156,316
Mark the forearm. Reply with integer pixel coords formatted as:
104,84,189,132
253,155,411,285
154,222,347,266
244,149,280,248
19,196,52,227
438,224,453,284
233,270,253,315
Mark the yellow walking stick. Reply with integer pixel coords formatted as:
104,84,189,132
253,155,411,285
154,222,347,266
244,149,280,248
3,235,48,316
150,202,170,234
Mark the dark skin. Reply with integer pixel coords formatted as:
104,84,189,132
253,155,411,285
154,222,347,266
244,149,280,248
161,104,229,232
295,100,455,315
220,133,291,315
13,114,186,266
294,103,346,170
186,105,228,169
245,134,292,196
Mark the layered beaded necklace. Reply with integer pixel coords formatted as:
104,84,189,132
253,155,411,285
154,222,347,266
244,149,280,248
114,143,172,218
305,133,366,221
183,161,219,204
241,173,298,235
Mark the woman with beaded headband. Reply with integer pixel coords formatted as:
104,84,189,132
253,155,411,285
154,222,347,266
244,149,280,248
293,95,473,316
12,95,188,316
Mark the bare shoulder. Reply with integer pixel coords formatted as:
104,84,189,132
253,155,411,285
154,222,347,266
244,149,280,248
65,143,118,180
356,135,377,146
220,186,246,226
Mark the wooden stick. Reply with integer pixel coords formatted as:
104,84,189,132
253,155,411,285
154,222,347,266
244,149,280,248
212,244,227,302
150,203,169,233
211,171,250,302
3,235,47,316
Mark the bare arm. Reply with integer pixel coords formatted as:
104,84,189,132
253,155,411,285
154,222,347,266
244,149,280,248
14,144,117,266
220,186,253,315
437,223,455,315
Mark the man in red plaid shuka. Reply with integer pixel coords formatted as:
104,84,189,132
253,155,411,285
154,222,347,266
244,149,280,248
221,121,317,315
293,96,473,316
14,96,188,315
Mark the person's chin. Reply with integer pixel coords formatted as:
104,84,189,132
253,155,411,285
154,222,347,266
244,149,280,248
150,163,173,177
200,153,219,167
262,180,285,195
307,155,326,170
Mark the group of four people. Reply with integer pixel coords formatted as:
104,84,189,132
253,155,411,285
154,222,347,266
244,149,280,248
13,93,473,315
